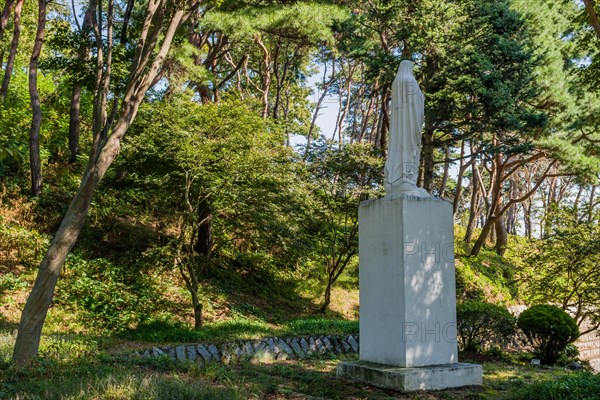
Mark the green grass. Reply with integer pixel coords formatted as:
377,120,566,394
122,316,359,345
0,334,588,400
454,226,523,304
512,372,600,400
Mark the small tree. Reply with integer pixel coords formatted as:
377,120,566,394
118,95,309,328
305,140,383,313
517,304,580,365
456,301,516,352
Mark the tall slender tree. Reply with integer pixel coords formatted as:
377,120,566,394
28,0,47,197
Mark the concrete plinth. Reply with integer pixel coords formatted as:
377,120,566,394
337,361,483,392
339,194,483,391
358,195,459,367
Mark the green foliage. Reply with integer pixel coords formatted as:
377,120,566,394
557,344,581,367
115,95,318,323
514,373,600,400
454,225,520,302
124,317,274,343
456,301,516,352
520,207,600,330
57,255,158,333
0,220,50,269
283,317,358,336
205,2,349,44
517,304,580,365
0,67,74,178
124,315,358,344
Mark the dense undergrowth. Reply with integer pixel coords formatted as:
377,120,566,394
0,163,526,345
0,164,361,342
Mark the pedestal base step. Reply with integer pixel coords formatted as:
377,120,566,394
337,361,483,392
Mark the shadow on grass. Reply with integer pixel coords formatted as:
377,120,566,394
213,357,485,400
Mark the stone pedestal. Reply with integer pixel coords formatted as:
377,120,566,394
337,194,482,391
337,361,483,391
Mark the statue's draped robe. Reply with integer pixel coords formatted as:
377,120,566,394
385,60,425,194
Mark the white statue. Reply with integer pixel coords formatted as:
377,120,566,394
384,60,429,197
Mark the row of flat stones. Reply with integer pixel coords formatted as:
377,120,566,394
139,334,360,365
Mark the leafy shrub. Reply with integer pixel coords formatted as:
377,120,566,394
514,373,600,400
284,317,358,336
456,301,516,352
517,304,579,365
58,256,157,333
557,343,581,366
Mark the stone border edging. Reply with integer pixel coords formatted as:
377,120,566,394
137,334,360,365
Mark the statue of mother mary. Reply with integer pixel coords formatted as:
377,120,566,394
384,60,429,197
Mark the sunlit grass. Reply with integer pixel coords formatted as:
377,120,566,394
1,333,587,400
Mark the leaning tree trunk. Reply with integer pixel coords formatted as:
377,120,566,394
0,0,23,101
12,101,138,365
471,173,501,256
28,0,46,197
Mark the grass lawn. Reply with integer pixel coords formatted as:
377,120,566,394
0,330,589,400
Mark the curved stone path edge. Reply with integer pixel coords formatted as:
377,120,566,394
135,334,360,365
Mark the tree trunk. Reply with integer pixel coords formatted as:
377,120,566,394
583,0,600,39
305,61,335,158
453,141,466,217
471,217,494,256
494,217,508,256
28,0,46,197
378,86,390,150
543,176,557,238
0,0,15,41
0,0,15,68
464,159,480,243
68,85,82,163
68,6,95,163
254,35,271,119
319,277,333,313
194,197,212,257
439,146,450,197
422,122,435,193
589,185,596,223
0,0,23,101
524,199,532,239
190,289,202,329
506,179,518,235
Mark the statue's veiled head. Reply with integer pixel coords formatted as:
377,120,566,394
396,60,416,84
